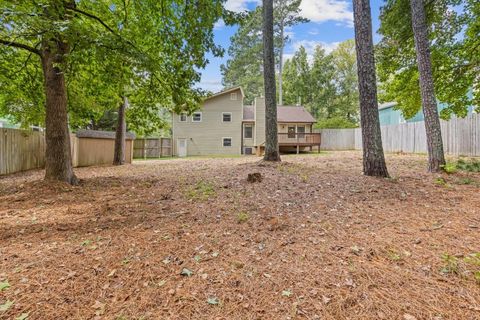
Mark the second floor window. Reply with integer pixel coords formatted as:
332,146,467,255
222,112,232,122
179,113,187,122
192,112,202,122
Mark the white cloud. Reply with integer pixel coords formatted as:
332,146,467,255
283,40,340,65
224,0,260,13
214,19,225,30
293,40,340,55
299,0,353,27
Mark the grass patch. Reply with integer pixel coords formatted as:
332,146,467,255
236,211,249,223
186,181,216,201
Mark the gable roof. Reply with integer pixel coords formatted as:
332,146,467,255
204,86,244,101
277,106,316,123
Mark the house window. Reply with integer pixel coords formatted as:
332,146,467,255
230,92,237,100
192,112,202,122
179,113,187,122
222,137,232,147
297,126,305,138
288,126,296,138
222,112,232,122
244,125,253,139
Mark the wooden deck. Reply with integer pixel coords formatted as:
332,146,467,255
278,133,321,153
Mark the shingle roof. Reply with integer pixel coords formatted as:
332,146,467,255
277,106,316,123
76,129,136,140
243,105,254,120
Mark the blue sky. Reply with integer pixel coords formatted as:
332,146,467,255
198,0,385,92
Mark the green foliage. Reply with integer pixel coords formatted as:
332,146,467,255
440,253,459,274
283,40,359,127
0,0,228,135
441,252,480,283
0,280,10,291
315,117,358,129
221,0,306,104
441,162,458,174
456,158,480,172
377,0,479,119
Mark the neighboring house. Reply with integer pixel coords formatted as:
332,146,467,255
0,117,18,129
379,100,477,126
172,86,320,156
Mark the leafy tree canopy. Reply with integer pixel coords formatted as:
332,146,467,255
0,0,230,134
377,0,479,120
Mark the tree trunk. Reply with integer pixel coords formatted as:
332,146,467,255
113,96,128,165
41,42,78,185
352,0,389,177
262,0,281,161
278,18,284,106
410,0,446,172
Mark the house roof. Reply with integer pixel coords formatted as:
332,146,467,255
76,129,136,140
204,86,244,101
243,105,254,121
277,106,316,123
379,102,397,110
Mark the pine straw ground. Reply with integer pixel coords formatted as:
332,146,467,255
0,151,479,320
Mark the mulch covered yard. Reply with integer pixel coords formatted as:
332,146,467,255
0,151,479,320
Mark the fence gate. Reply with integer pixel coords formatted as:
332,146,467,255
133,138,172,158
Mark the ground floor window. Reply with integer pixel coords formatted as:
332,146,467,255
244,124,253,138
297,126,305,138
223,137,232,147
288,126,296,138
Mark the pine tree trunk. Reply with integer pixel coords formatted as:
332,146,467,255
262,0,281,161
278,19,284,106
410,0,446,172
113,96,127,165
353,0,389,177
41,41,78,185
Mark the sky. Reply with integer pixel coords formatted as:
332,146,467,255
197,0,385,93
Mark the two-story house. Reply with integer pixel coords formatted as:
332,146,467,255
172,86,320,157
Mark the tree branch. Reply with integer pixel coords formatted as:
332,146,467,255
0,38,41,55
69,7,118,35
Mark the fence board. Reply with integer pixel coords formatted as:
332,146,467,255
133,138,172,158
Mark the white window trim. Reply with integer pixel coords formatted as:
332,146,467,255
192,112,202,122
244,124,253,139
179,113,187,122
222,112,232,122
222,137,232,147
230,92,237,100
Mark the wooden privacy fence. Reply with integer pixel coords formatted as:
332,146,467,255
319,113,480,156
1,128,136,176
133,138,172,158
0,128,46,175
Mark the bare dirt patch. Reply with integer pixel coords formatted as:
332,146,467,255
1,151,479,320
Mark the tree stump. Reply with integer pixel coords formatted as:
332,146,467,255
247,172,262,183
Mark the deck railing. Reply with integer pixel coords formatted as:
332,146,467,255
277,132,321,145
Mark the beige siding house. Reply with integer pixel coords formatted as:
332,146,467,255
172,87,320,156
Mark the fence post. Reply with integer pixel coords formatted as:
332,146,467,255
160,138,163,158
143,139,147,160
